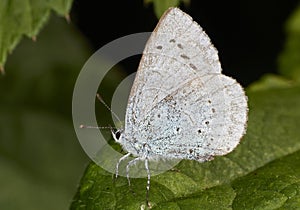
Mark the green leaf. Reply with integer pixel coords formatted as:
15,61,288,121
232,151,300,209
152,0,180,18
0,0,73,71
70,85,300,209
144,0,190,18
278,5,300,82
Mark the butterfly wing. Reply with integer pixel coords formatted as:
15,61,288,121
140,74,247,161
122,8,247,159
125,8,220,134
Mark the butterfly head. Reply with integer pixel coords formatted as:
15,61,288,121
111,128,123,143
111,128,141,156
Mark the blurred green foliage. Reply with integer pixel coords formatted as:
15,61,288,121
0,1,129,208
0,16,91,209
278,4,300,82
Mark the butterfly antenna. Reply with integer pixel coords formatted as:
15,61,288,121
79,125,114,129
96,93,122,124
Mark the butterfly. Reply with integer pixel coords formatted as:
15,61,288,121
111,7,248,207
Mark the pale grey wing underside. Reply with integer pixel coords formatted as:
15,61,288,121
137,74,247,161
122,8,247,161
125,8,221,136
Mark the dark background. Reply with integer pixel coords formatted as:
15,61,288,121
71,0,299,87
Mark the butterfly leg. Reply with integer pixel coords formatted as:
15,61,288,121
126,157,143,186
145,157,151,207
115,153,131,178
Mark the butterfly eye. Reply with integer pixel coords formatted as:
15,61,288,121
115,130,121,140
